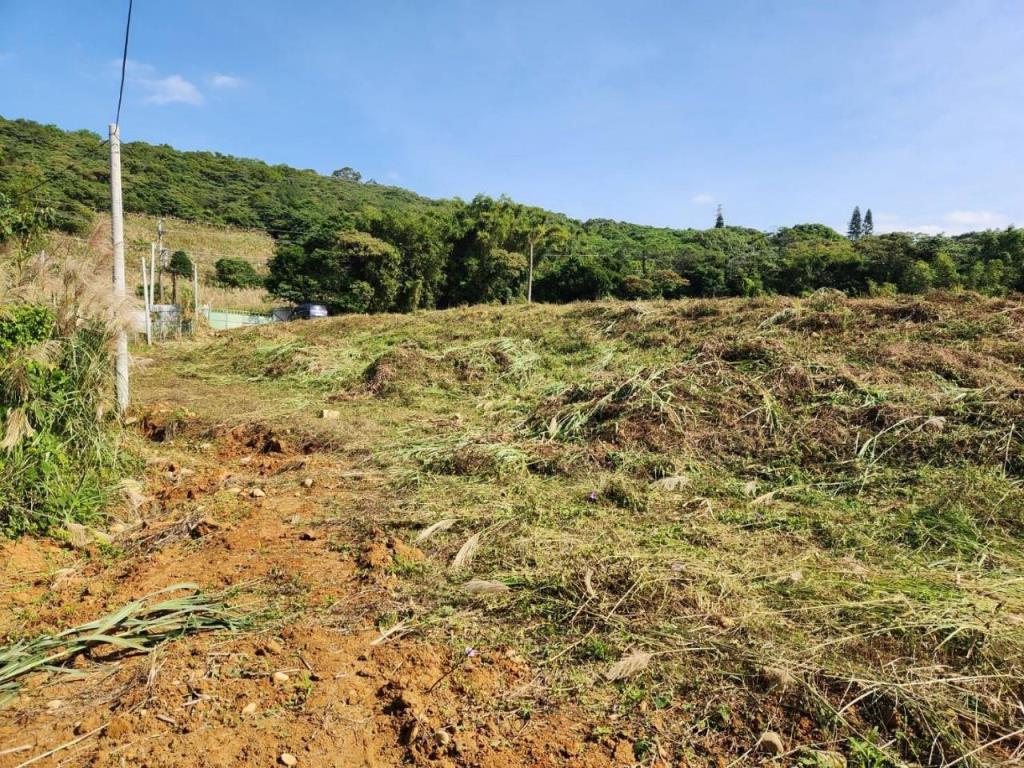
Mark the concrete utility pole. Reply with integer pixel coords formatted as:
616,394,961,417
156,218,165,302
109,123,129,415
141,256,152,345
192,263,199,324
528,241,535,304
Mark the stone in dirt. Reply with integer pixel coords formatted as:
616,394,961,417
759,665,797,693
319,408,340,420
279,753,298,766
66,522,92,549
259,638,284,655
272,671,290,683
250,487,266,498
756,731,785,755
613,739,635,763
302,477,313,488
241,701,257,716
400,717,420,746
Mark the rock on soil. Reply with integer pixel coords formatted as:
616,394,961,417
756,731,785,755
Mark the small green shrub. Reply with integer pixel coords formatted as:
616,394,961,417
0,304,53,353
214,257,264,288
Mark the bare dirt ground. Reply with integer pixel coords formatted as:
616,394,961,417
0,404,619,768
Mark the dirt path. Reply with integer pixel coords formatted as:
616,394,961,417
0,408,618,768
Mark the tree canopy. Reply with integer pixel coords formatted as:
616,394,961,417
3,116,1023,311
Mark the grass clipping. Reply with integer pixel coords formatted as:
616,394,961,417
0,584,243,705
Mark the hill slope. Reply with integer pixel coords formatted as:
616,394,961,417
7,114,1024,315
5,294,1021,766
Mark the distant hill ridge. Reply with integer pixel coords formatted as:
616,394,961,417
4,114,1024,308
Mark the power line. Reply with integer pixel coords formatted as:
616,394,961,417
115,0,134,126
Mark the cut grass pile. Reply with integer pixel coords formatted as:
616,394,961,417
147,292,1024,766
0,584,242,706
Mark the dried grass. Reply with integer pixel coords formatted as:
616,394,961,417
416,518,455,543
604,651,652,681
450,532,481,571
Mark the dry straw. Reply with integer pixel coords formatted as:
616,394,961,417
462,579,510,595
604,651,652,681
416,518,455,543
451,532,481,571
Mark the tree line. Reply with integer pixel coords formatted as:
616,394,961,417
2,116,1022,312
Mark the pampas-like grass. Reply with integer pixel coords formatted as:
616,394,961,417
451,532,481,571
416,518,455,543
0,408,34,451
605,651,652,681
462,579,510,594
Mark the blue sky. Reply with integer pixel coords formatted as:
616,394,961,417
1,0,1022,234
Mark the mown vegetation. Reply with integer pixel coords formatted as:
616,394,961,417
158,293,1024,766
3,116,1023,314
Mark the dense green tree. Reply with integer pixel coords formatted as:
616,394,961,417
534,255,616,302
652,268,689,298
331,167,362,182
862,208,874,236
267,230,401,313
167,250,194,304
7,115,1024,307
618,274,658,300
359,208,453,310
848,207,863,241
0,192,54,266
214,257,263,288
774,236,863,294
902,260,934,293
932,251,960,288
715,205,725,229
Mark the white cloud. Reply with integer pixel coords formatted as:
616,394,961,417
944,210,1008,229
690,193,715,205
210,73,243,89
873,209,1014,236
122,61,204,106
139,74,204,105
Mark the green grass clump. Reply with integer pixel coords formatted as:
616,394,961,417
0,257,132,536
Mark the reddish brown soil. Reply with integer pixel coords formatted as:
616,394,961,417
0,414,621,768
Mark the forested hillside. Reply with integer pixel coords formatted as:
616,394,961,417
2,115,1023,311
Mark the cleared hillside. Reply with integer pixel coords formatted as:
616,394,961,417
4,293,1022,767
46,212,277,311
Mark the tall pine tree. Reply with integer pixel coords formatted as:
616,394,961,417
715,204,725,229
862,208,874,236
847,206,862,240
